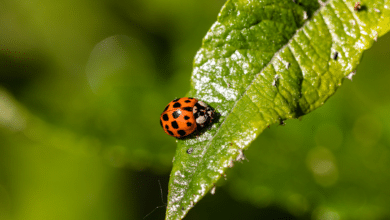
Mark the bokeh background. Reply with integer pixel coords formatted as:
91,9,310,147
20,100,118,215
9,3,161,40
1,0,390,219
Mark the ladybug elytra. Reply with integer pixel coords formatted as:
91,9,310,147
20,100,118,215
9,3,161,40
160,97,214,138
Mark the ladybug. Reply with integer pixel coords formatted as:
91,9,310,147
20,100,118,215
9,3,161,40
160,97,214,138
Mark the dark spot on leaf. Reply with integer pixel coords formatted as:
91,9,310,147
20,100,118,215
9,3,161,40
162,114,169,121
333,52,338,60
186,148,193,154
171,121,179,129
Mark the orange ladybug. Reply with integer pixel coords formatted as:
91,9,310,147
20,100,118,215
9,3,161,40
160,97,214,138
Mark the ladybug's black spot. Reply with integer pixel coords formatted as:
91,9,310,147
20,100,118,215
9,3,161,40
200,112,205,116
188,97,194,99
160,119,163,127
182,107,192,112
162,114,169,121
184,116,190,120
172,110,181,119
167,130,174,136
173,98,180,102
184,99,191,103
163,104,169,112
186,122,192,127
171,121,179,129
165,125,169,130
178,130,186,136
173,102,181,108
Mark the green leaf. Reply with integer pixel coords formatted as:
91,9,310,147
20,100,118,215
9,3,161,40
166,0,390,219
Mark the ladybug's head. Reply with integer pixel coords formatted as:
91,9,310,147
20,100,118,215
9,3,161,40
194,101,214,128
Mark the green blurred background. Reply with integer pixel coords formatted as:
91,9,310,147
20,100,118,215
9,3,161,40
1,0,390,219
